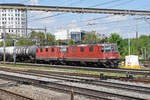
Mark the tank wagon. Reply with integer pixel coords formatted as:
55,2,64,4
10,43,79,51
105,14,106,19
0,46,37,62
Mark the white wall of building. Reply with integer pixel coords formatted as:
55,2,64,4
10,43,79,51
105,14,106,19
0,9,27,37
54,28,81,40
55,30,69,40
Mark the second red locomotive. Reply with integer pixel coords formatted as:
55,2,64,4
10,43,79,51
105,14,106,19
36,43,119,68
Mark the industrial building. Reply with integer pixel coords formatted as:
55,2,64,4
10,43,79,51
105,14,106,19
54,29,85,42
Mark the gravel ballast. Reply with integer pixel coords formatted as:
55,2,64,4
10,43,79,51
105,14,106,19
0,70,150,100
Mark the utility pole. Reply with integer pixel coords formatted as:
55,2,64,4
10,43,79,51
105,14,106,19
25,9,28,37
136,19,138,55
128,35,130,55
2,26,6,65
44,27,47,46
13,39,16,64
144,47,147,60
128,20,131,55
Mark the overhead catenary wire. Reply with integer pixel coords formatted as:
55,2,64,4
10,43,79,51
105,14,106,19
96,20,147,32
79,17,149,37
57,0,144,33
29,13,65,21
81,16,133,28
28,0,137,29
28,0,125,21
89,0,122,8
28,0,86,21
26,0,150,36
109,0,136,8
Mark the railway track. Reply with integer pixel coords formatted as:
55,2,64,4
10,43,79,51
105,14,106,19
0,88,33,100
3,62,150,75
0,71,147,100
5,68,150,94
0,67,150,99
1,67,150,83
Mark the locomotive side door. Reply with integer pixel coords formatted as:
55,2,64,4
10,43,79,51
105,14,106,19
59,47,67,60
101,45,111,59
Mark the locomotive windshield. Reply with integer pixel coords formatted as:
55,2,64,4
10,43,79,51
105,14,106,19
101,45,118,52
112,45,118,52
105,46,111,52
101,46,111,52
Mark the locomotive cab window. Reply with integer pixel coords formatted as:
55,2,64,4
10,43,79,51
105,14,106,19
101,46,104,52
40,48,43,52
60,47,67,52
72,48,76,52
112,45,118,52
46,48,48,52
89,47,93,52
101,46,111,52
51,48,55,52
80,47,84,52
105,46,111,52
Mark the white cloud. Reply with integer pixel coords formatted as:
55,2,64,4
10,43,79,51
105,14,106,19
28,0,38,5
111,28,121,33
28,11,55,30
104,15,129,22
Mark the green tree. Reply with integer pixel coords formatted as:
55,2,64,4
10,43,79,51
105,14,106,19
0,31,56,47
109,33,122,44
55,40,62,45
0,34,14,46
109,33,124,58
121,39,129,58
16,37,34,46
29,31,55,46
138,35,150,58
82,31,101,43
67,39,75,45
46,33,55,45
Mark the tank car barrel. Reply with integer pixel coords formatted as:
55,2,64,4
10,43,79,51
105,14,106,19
0,46,37,61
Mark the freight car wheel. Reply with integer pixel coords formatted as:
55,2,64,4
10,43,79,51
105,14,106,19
110,62,119,68
97,63,104,68
101,63,109,68
86,62,93,67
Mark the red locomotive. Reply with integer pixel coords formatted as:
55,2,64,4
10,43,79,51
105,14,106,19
36,43,119,68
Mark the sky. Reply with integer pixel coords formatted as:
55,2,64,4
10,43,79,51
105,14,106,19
0,0,150,38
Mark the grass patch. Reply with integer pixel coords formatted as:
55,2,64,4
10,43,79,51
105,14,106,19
0,64,54,71
0,64,146,78
141,67,150,70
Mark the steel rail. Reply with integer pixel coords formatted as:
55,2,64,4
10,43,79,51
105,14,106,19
0,4,150,15
0,73,147,100
27,72,150,94
0,88,34,100
3,68,150,95
2,67,150,95
1,66,150,83
4,62,150,75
